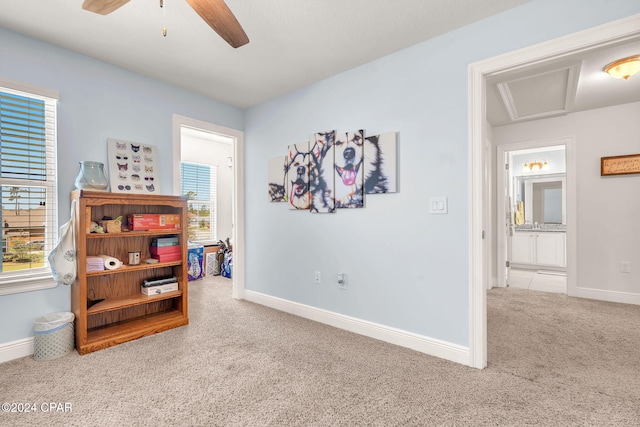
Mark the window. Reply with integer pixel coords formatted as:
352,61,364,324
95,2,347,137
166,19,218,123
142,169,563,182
180,162,217,243
0,80,58,295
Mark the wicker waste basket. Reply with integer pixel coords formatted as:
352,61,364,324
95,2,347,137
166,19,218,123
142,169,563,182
33,312,75,361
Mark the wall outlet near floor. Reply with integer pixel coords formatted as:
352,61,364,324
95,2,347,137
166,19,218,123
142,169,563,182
337,273,348,289
620,261,631,273
314,271,322,284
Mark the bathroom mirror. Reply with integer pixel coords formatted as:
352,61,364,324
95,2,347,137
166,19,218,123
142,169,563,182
522,175,566,224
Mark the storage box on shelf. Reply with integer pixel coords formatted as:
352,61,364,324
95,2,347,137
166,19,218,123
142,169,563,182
71,190,189,355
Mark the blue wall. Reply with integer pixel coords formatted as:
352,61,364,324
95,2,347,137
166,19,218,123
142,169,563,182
0,27,243,343
243,0,640,347
1,0,639,350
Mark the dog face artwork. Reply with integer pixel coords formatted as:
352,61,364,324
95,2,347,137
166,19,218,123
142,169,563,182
309,130,335,213
268,156,288,202
286,143,311,210
268,129,398,214
363,132,398,194
334,130,364,208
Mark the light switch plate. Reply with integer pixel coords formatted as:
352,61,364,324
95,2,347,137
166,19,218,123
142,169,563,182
429,196,448,214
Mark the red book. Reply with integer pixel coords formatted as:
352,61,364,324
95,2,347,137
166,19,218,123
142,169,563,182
151,253,182,263
150,245,181,256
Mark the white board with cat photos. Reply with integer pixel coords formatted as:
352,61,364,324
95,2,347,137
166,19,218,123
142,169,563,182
107,138,160,194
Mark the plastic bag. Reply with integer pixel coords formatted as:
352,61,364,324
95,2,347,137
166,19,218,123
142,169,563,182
33,312,75,333
48,200,77,285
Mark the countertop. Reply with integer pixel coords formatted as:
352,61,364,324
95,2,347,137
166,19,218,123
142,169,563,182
514,224,566,233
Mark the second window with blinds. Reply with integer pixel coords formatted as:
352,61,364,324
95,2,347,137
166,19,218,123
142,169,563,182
180,162,218,243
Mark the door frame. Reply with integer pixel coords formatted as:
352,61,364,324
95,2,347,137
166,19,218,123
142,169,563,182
172,114,245,300
468,14,640,369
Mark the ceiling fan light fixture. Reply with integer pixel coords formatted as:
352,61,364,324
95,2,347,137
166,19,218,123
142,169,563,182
604,55,640,80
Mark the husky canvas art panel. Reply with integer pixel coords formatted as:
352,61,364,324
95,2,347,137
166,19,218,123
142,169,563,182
309,130,336,213
364,132,398,194
268,156,288,202
287,142,311,210
268,129,398,212
334,130,364,208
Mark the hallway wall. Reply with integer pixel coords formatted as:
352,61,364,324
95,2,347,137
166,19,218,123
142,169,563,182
494,101,640,302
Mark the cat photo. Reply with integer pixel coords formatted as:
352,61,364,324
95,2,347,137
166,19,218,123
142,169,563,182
107,139,160,194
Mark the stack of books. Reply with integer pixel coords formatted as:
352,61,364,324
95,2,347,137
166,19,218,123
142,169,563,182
150,236,181,263
141,276,179,295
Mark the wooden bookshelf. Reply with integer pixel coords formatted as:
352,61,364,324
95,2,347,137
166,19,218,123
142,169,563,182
71,190,189,355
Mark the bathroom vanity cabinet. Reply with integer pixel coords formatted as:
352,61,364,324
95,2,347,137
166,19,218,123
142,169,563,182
511,231,566,268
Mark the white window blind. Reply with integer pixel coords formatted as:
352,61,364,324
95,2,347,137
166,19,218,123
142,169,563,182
0,82,58,295
180,162,217,243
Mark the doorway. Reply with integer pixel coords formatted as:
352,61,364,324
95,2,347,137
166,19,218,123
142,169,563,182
497,141,569,295
172,115,245,300
468,14,640,369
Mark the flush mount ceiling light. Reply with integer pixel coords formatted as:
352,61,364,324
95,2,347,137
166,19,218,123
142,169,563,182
523,160,549,173
604,55,640,80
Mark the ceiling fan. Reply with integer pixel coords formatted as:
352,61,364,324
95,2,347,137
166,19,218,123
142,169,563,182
81,0,249,48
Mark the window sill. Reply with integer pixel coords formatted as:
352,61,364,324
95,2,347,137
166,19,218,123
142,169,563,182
0,275,59,296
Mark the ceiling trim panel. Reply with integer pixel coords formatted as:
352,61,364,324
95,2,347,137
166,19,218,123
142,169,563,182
497,62,582,123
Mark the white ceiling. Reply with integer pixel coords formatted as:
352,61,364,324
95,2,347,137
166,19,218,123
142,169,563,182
0,1,638,122
0,0,528,108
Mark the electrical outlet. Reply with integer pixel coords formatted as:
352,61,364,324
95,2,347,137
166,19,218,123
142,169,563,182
620,261,631,273
337,273,348,289
314,271,321,284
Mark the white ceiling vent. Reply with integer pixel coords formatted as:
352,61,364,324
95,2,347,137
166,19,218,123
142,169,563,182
497,62,582,123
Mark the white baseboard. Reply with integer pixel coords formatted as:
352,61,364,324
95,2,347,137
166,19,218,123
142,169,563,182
573,287,640,305
243,290,470,366
0,337,33,364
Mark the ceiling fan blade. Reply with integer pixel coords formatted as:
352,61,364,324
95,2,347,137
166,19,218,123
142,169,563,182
82,0,130,15
186,0,249,48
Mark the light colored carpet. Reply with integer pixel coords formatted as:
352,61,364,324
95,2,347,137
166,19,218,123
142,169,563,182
1,277,639,426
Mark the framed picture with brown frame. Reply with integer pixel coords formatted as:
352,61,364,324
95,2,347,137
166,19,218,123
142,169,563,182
601,154,640,176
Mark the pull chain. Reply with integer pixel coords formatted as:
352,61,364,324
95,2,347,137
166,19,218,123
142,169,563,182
160,0,167,37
